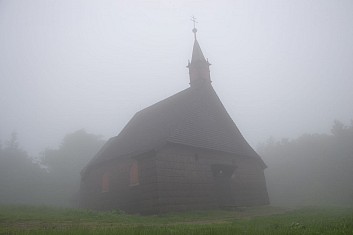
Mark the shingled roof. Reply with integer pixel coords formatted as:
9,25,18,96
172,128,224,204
86,83,264,169
85,31,265,171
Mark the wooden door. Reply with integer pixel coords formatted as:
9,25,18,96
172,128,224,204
212,164,235,208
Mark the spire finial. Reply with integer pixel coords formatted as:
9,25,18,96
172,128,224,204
191,16,198,39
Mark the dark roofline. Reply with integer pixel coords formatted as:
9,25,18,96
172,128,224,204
164,141,267,169
82,139,266,179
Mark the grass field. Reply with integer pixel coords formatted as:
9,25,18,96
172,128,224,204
0,205,352,234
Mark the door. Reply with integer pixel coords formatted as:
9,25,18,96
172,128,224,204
211,164,235,208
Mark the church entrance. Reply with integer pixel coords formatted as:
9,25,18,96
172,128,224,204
211,164,235,208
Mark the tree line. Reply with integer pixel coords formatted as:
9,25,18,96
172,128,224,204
0,130,104,207
259,120,353,207
1,120,352,207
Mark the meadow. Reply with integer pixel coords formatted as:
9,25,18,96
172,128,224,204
0,205,352,235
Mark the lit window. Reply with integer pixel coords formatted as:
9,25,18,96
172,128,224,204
130,160,139,186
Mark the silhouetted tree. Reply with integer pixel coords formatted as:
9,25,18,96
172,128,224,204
40,129,104,207
0,130,104,207
0,132,46,205
259,120,353,207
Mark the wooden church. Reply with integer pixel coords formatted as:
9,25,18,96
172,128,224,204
79,26,269,214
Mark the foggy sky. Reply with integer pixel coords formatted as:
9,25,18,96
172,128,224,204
1,0,353,156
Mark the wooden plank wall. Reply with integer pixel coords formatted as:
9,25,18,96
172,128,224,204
80,143,269,214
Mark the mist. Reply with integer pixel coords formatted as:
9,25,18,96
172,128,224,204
259,120,353,207
1,0,353,208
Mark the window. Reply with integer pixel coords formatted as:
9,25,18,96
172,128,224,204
129,160,139,186
101,172,110,193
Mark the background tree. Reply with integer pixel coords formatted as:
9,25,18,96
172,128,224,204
41,129,104,207
0,130,104,207
259,120,353,207
0,132,46,205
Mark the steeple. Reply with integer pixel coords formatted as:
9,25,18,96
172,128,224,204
187,17,211,87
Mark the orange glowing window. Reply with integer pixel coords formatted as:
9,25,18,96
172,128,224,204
101,172,110,192
129,160,139,186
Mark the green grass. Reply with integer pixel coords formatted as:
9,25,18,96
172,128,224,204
0,205,352,234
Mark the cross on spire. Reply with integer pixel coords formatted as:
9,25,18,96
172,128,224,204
187,16,211,87
191,16,198,28
191,16,198,39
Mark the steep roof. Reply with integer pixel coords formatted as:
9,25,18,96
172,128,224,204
86,83,265,170
191,39,206,62
84,30,265,172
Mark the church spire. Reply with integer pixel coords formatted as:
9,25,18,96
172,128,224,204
191,16,198,40
187,17,211,87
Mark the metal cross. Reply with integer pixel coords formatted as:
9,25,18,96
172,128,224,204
191,16,198,29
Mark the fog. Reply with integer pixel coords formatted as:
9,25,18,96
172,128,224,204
1,0,353,207
259,120,353,207
1,0,353,155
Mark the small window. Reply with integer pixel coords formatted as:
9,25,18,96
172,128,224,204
101,172,110,193
129,160,139,186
